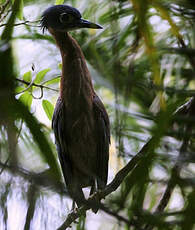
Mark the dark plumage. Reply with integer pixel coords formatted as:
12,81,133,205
41,5,110,212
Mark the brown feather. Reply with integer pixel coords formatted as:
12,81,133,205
51,30,110,210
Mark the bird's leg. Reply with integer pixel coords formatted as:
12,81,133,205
69,183,86,209
69,186,86,218
89,181,100,213
71,200,76,211
89,181,95,196
69,200,79,224
75,189,85,208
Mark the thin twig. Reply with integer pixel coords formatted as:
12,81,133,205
31,87,44,99
0,0,10,22
0,20,41,28
15,78,59,93
174,25,195,71
41,75,61,85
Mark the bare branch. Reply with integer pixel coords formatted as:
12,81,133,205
0,20,41,28
15,78,59,93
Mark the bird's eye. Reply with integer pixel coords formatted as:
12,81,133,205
59,13,74,23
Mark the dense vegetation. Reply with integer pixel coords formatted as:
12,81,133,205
0,0,194,229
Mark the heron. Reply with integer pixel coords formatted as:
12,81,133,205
41,5,110,212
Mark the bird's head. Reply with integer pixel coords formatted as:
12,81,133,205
41,5,102,33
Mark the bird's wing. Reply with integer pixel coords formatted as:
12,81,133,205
93,94,110,189
52,97,72,186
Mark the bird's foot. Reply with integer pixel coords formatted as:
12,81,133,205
88,192,101,213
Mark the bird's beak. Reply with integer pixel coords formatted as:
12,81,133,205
78,19,103,29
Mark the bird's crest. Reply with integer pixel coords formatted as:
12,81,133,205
41,5,81,33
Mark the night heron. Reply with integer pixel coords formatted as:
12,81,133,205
41,5,110,212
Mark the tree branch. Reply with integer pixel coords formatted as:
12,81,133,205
57,138,155,230
0,20,41,28
57,98,195,229
15,78,59,93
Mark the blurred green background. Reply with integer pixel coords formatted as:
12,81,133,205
0,0,195,229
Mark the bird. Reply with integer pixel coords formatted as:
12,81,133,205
41,5,110,212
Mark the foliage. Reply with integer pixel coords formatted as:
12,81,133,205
0,0,195,230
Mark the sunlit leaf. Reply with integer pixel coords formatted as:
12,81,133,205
23,71,32,82
34,68,51,84
55,0,64,5
15,86,24,94
58,63,62,70
152,1,184,45
42,99,54,121
43,76,61,86
19,91,32,109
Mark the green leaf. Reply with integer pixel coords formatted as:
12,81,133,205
42,99,54,121
15,86,24,94
44,76,60,86
55,0,64,5
23,71,32,82
19,91,32,109
34,68,51,84
58,63,62,69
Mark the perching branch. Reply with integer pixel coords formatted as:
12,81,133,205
58,97,195,229
57,137,155,230
0,138,151,230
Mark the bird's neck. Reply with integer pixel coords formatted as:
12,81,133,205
52,31,94,107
